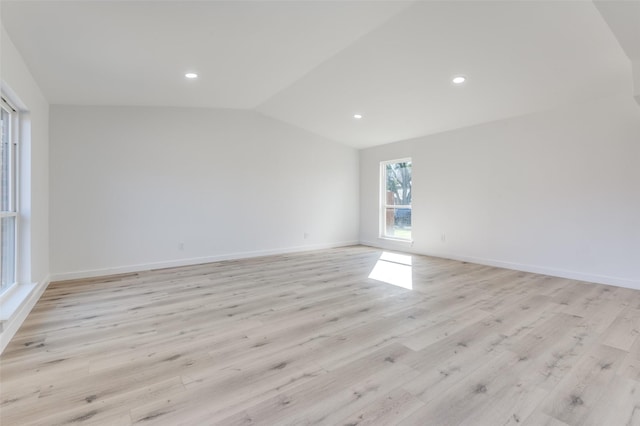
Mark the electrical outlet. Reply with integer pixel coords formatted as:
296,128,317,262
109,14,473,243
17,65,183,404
179,242,184,250
303,233,310,240
441,233,446,242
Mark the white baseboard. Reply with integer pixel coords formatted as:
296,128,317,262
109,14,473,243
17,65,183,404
0,276,51,355
50,241,360,282
360,240,640,290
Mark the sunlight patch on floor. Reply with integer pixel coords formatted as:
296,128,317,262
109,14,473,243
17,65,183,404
368,251,413,290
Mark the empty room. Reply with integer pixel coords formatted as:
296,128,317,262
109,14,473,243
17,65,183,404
1,0,639,425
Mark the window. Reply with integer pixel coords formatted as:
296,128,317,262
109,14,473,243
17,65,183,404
1,98,18,293
381,159,412,240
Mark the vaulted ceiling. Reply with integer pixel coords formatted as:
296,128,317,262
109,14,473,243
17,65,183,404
2,1,637,148
594,1,640,105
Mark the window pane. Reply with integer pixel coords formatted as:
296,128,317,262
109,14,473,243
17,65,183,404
1,106,16,292
1,108,10,211
384,207,412,239
385,162,411,206
1,215,16,289
383,160,412,240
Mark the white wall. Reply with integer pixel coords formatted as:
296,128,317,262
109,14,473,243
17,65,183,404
360,95,640,289
50,106,359,279
0,25,50,352
634,60,640,106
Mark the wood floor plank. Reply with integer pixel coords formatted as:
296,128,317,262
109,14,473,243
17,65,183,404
336,387,425,426
539,343,628,425
522,411,570,426
1,245,639,425
600,307,640,351
580,374,640,426
214,343,419,425
398,349,524,425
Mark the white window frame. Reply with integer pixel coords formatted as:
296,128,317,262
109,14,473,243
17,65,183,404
1,96,19,294
379,158,412,242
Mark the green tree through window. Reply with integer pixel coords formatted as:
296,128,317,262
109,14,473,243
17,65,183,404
382,160,412,240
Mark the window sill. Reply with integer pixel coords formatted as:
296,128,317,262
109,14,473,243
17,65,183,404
0,282,38,323
378,236,414,244
1,279,50,354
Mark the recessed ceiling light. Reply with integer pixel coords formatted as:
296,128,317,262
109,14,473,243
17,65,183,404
353,114,363,119
185,73,198,79
452,75,466,85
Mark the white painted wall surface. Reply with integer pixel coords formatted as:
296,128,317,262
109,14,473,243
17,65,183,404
0,25,50,352
633,61,640,105
50,106,359,279
360,95,640,289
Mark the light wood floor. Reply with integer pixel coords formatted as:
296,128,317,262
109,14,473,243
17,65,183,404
1,246,639,425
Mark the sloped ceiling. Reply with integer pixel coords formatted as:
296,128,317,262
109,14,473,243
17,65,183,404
257,1,630,147
1,0,634,148
594,0,640,105
0,1,411,110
